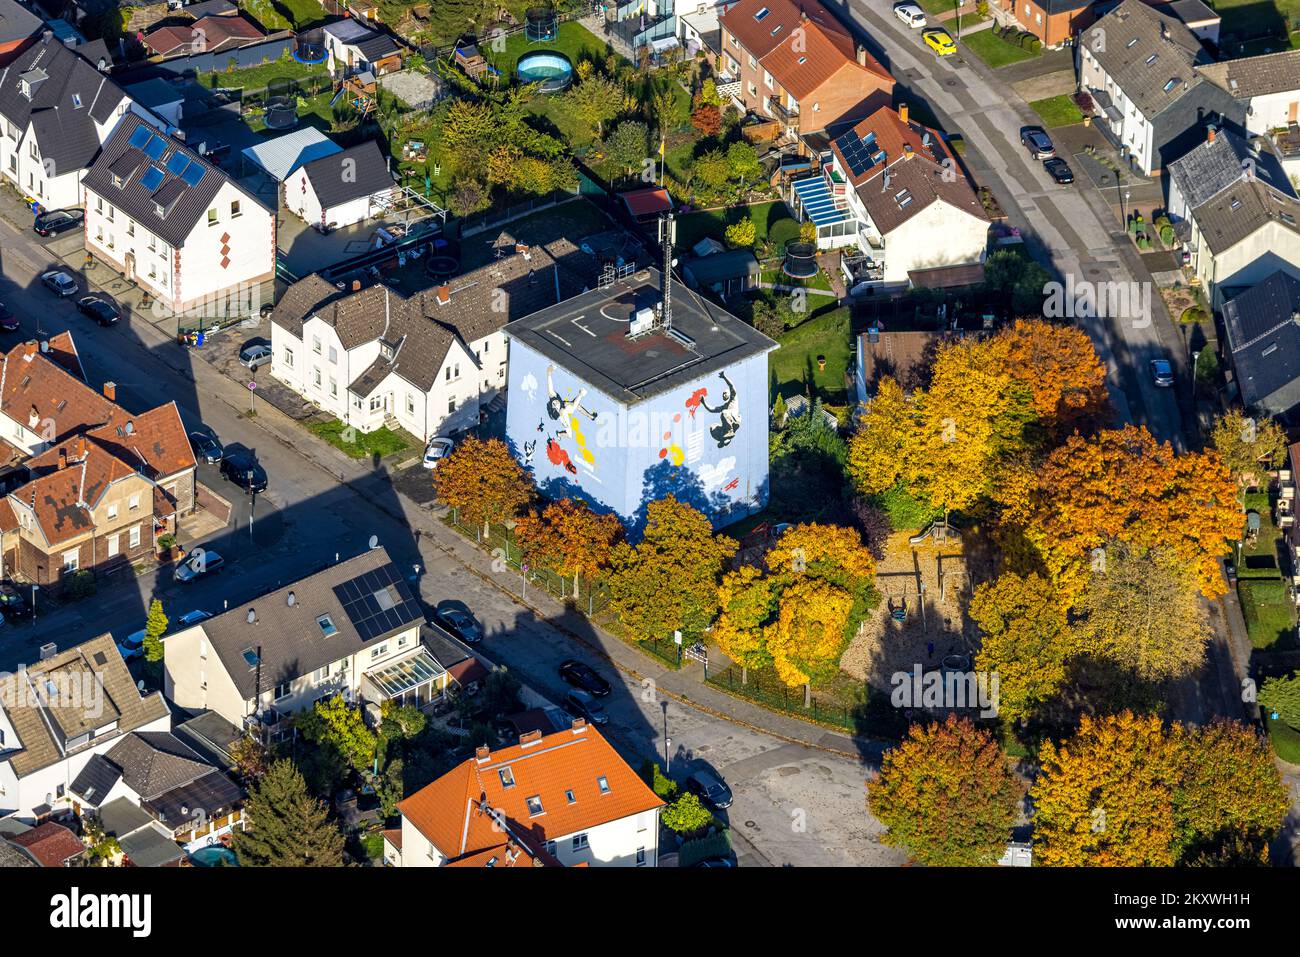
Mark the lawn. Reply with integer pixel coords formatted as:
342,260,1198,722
1028,94,1084,128
676,201,799,253
480,21,613,79
961,29,1040,68
760,268,835,293
1211,0,1300,47
769,307,852,404
239,0,326,31
309,420,419,459
200,54,330,93
1266,713,1300,764
1238,580,1295,649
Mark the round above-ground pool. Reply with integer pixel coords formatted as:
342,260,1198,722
516,51,573,92
190,845,239,867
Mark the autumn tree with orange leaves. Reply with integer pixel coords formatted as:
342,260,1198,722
993,319,1110,439
514,498,623,600
434,436,535,537
712,565,774,684
1011,425,1239,600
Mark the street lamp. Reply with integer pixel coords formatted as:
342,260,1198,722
31,583,38,623
661,699,671,774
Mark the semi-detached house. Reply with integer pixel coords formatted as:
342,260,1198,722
270,244,563,443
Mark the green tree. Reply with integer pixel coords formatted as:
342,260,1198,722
661,792,715,835
565,74,623,139
692,148,731,192
602,120,650,179
726,141,762,189
724,216,756,249
143,599,168,664
1260,670,1300,728
296,696,378,773
233,760,345,867
607,495,737,642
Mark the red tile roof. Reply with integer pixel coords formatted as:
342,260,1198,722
621,187,673,218
88,402,196,482
1,340,120,442
8,821,85,866
19,438,139,545
397,723,663,865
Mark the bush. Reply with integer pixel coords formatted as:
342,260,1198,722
62,570,97,601
678,829,732,867
639,760,680,802
661,792,715,836
1180,306,1208,325
869,482,942,532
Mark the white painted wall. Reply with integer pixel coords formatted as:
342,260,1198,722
1190,217,1300,306
1246,89,1300,136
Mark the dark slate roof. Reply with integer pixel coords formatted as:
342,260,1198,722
1224,271,1300,409
125,78,184,109
144,769,244,830
77,39,113,72
82,111,255,249
195,547,424,700
171,710,243,769
117,824,184,867
355,33,400,60
1086,0,1210,118
1198,49,1300,99
1168,128,1295,211
348,355,391,398
104,731,214,800
420,622,471,669
69,753,123,805
1165,0,1219,24
301,140,393,209
1192,178,1300,254
0,34,127,174
183,0,238,17
0,840,37,867
505,266,777,405
0,0,42,46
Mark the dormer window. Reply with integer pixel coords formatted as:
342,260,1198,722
111,173,123,188
317,614,338,637
72,93,82,109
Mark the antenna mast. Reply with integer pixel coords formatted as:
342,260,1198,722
660,210,675,330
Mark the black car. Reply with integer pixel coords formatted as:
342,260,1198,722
1043,157,1074,185
33,208,84,237
189,430,224,465
433,602,482,643
558,659,612,697
76,296,120,326
1020,126,1056,159
220,452,268,494
0,304,17,333
562,691,609,726
0,582,30,620
686,770,734,810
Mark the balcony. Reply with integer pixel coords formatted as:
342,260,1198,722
841,250,884,286
768,96,799,131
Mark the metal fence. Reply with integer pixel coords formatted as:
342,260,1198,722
456,189,584,238
706,667,905,739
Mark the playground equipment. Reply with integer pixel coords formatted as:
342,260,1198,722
908,521,961,547
525,6,559,42
782,241,819,280
263,78,298,130
340,72,377,117
294,30,328,65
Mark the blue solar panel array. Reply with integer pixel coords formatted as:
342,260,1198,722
181,163,205,188
140,165,165,192
142,134,167,161
127,125,153,150
836,129,883,177
164,151,190,177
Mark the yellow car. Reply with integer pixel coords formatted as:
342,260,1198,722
922,28,956,56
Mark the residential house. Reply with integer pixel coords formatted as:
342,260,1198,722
1221,271,1300,422
1160,0,1221,45
0,634,171,822
389,721,664,867
3,820,85,865
790,103,989,287
323,18,401,78
69,730,245,855
1079,0,1245,175
854,328,946,404
1196,49,1300,136
241,126,341,185
1165,125,1294,222
283,140,395,230
164,547,450,736
991,0,1094,49
81,112,276,316
0,33,157,209
143,13,264,58
1184,176,1300,307
124,78,185,129
718,0,894,136
679,0,727,57
270,243,562,442
0,0,42,66
0,336,197,587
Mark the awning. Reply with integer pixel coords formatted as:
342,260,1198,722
650,36,680,53
792,175,850,227
366,647,446,699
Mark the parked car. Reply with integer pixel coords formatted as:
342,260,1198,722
33,208,84,237
686,769,734,810
559,659,612,697
174,610,212,629
422,436,454,469
0,582,31,620
922,27,956,56
220,452,267,493
116,628,148,661
563,690,609,726
174,550,224,583
693,857,736,868
40,270,78,298
1150,358,1175,387
189,430,224,465
76,296,120,326
0,304,18,332
1043,157,1075,185
433,602,482,644
239,342,273,370
894,1,926,26
1021,126,1056,159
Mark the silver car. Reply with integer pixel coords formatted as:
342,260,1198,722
239,343,273,370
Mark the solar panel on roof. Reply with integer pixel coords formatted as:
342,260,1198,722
333,563,421,642
165,151,190,177
142,135,167,160
140,165,165,191
127,125,153,150
181,163,206,187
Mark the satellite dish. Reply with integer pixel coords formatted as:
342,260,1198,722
137,680,146,692
368,535,379,549
287,591,296,607
125,421,134,435
246,608,256,624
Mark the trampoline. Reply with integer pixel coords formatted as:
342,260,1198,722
525,6,559,42
425,254,460,280
263,78,298,130
293,30,327,65
516,51,573,92
782,241,819,279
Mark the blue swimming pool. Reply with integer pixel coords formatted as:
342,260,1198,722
189,846,238,867
516,52,573,92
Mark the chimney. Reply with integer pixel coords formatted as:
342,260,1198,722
856,44,867,67
27,406,38,428
571,717,587,733
435,285,450,305
519,729,543,747
1207,125,1216,144
42,29,52,45
351,279,362,292
21,341,37,360
899,103,909,125
475,745,491,763
102,381,116,402
57,447,66,471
